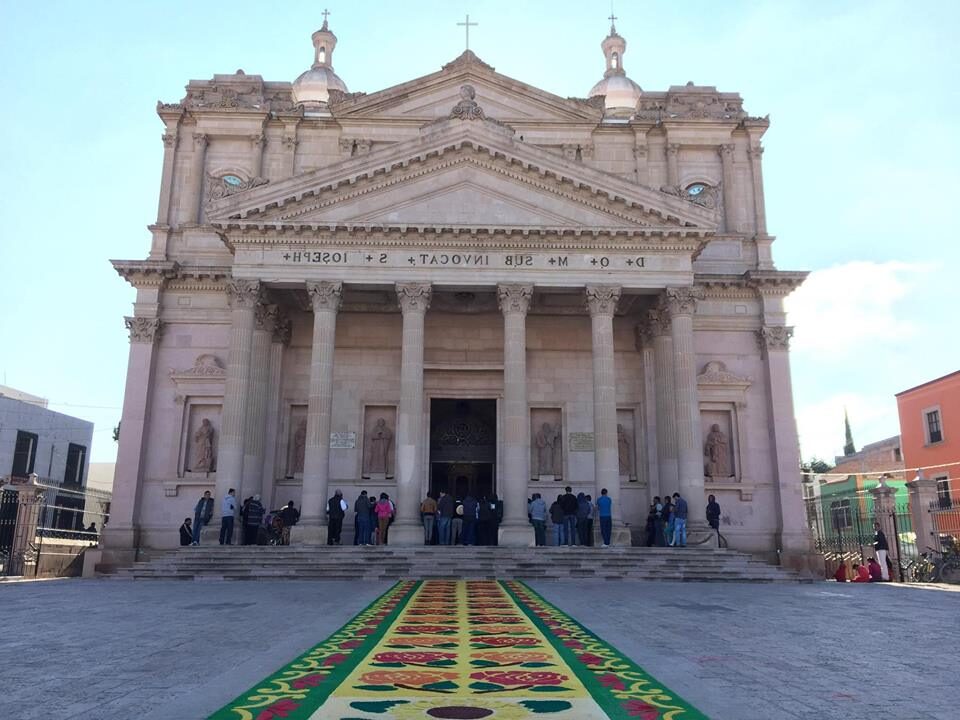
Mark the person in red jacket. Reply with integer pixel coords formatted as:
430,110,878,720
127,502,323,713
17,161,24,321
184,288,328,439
851,563,871,582
833,564,848,582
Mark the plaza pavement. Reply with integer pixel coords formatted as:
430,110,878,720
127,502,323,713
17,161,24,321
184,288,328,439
2,578,956,720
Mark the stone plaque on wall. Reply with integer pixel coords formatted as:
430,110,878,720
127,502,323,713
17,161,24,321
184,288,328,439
568,432,595,452
330,432,356,449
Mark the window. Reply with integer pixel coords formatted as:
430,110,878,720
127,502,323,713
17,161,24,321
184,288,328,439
936,475,951,509
64,443,87,486
222,174,243,188
893,447,902,462
686,183,707,196
830,499,852,530
611,52,619,69
926,409,943,444
11,431,38,477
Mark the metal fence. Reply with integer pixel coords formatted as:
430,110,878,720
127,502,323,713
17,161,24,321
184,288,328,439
804,497,917,582
0,477,111,577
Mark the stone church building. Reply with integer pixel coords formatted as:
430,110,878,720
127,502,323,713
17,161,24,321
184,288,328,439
106,17,813,569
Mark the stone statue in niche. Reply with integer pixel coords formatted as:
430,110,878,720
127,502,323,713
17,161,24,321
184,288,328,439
704,423,732,478
192,418,215,472
364,417,394,475
617,423,633,475
291,420,306,474
535,422,561,475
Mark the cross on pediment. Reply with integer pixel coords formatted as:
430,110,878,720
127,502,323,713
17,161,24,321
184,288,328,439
457,14,478,51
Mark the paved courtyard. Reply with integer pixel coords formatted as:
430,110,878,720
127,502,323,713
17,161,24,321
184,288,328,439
3,578,956,720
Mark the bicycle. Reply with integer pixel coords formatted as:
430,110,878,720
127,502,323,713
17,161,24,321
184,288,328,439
915,545,960,583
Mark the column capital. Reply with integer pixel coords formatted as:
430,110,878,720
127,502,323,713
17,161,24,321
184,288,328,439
306,280,343,313
193,133,208,149
282,134,299,149
633,144,648,159
124,316,162,344
748,143,764,158
718,143,735,159
255,302,279,332
757,325,793,351
646,307,672,337
396,282,432,313
226,279,262,309
662,286,704,318
666,143,680,156
584,285,621,317
634,322,654,351
250,133,266,148
272,310,292,346
497,284,533,315
162,132,178,149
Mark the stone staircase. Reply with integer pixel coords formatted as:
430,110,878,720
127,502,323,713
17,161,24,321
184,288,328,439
106,545,808,582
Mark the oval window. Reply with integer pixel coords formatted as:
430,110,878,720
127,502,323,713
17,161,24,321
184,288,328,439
222,175,243,187
686,183,706,196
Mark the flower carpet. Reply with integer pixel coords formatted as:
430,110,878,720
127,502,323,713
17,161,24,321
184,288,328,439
209,580,707,720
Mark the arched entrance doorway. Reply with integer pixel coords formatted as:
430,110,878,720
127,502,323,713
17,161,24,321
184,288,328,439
429,398,497,501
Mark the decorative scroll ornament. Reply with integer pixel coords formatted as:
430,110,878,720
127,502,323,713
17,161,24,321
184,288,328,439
396,282,433,313
306,281,343,313
170,354,225,378
206,173,269,202
660,182,722,210
255,303,280,332
662,286,704,317
226,279,262,309
125,316,162,344
272,312,292,345
758,325,794,351
497,284,533,315
585,285,621,316
449,85,488,121
646,307,672,338
697,360,751,388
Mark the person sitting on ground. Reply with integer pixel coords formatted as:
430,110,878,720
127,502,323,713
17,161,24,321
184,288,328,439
179,518,193,546
851,563,871,582
867,557,884,582
833,563,848,582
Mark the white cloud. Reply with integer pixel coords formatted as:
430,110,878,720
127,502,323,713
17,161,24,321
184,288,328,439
785,260,936,356
795,391,900,464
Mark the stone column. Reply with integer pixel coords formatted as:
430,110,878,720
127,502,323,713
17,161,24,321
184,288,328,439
586,285,624,531
294,281,342,544
648,308,679,497
663,286,711,541
182,132,208,226
156,131,178,226
758,325,817,573
281,128,298,177
666,143,680,187
100,316,162,563
907,473,938,556
748,143,767,235
719,143,737,233
633,144,649,186
261,312,290,509
240,303,276,500
390,282,432,546
869,479,899,580
214,280,262,521
498,284,534,546
251,133,266,178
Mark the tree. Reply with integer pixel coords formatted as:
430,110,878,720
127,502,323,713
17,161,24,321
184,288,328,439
802,457,833,474
112,422,120,443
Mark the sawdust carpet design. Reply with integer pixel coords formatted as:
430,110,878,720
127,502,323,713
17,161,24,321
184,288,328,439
210,580,708,719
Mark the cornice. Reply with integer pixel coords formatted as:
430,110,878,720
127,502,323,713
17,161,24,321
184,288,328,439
746,270,808,296
694,273,757,300
112,260,179,288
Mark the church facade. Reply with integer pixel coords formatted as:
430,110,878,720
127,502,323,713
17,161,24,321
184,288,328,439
106,17,814,569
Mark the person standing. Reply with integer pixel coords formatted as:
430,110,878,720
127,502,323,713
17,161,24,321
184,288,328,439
576,493,590,546
873,522,890,581
461,494,478,546
706,494,721,533
560,487,579,546
420,493,438,545
279,501,299,545
192,490,214,545
661,496,673,547
375,493,393,545
219,488,236,545
477,495,494,546
597,488,613,547
549,494,565,546
327,490,345,545
529,493,547,546
437,490,454,545
584,494,595,547
672,492,688,547
179,518,193,546
354,491,372,546
243,495,265,545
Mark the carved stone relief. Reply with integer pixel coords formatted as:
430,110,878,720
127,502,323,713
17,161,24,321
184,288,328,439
362,407,397,478
616,409,636,479
185,408,220,474
701,411,735,480
287,406,307,476
530,408,563,479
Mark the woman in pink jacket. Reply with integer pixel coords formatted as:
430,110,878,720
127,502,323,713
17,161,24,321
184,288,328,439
375,493,394,545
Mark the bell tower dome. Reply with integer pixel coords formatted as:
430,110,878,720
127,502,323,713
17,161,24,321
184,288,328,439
292,12,349,111
588,16,642,117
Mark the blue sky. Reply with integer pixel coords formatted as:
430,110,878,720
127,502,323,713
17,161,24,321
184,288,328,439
1,0,957,465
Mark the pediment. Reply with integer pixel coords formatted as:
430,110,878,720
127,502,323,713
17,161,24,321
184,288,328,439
207,118,719,234
332,51,601,124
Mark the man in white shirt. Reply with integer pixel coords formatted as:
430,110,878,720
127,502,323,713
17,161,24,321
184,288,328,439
219,488,237,545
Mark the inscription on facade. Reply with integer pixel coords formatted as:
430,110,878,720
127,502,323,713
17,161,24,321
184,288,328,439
330,432,356,449
274,249,650,271
568,432,595,452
